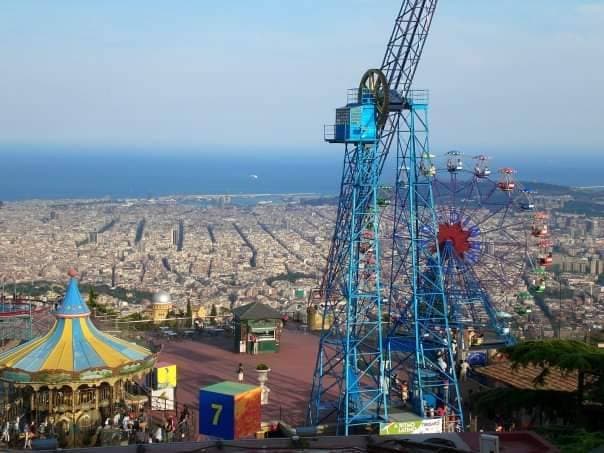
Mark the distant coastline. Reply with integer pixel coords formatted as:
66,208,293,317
0,147,602,201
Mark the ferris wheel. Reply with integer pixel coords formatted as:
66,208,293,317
401,152,540,344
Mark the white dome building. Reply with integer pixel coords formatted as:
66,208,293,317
151,290,172,323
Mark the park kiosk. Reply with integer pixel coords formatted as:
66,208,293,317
232,302,283,354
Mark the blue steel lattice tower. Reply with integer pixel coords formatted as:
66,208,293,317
386,93,464,431
308,0,444,435
307,76,389,435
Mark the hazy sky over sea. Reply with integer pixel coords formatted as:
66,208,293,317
1,1,603,153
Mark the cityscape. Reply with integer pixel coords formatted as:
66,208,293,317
0,195,333,318
2,184,602,345
0,0,603,452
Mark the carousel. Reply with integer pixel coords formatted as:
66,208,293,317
0,269,156,446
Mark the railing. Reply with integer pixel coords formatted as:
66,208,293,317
129,380,196,442
324,124,338,141
35,390,51,411
343,88,429,107
406,89,429,105
0,394,22,423
99,385,112,405
77,388,97,408
54,391,73,410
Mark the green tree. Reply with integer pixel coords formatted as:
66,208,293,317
87,287,98,308
502,340,604,392
471,340,604,452
228,292,238,311
210,304,217,325
186,299,192,318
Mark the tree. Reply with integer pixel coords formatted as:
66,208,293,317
228,292,238,311
87,287,98,307
210,304,217,325
186,299,192,319
502,340,604,424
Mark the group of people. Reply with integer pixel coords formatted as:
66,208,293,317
149,406,190,444
424,404,448,419
0,416,40,449
0,414,61,449
247,334,259,355
100,405,191,445
102,407,150,443
391,374,409,407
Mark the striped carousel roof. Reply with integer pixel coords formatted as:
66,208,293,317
0,274,153,377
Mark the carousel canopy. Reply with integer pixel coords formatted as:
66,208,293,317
0,273,155,384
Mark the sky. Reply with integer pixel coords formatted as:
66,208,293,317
0,0,603,154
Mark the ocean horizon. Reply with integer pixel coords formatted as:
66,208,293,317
0,146,601,201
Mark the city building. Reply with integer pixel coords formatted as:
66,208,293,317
150,290,172,323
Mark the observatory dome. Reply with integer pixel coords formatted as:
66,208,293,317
153,290,172,305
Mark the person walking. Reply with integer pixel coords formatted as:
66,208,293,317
237,363,244,382
460,359,471,382
252,335,259,355
437,355,447,373
401,380,409,407
113,411,121,428
178,404,190,440
1,420,10,444
23,421,32,449
153,424,163,443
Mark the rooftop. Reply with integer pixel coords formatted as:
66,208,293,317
475,361,578,392
202,381,258,396
0,273,154,383
232,301,282,321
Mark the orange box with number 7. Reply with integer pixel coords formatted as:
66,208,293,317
199,381,261,440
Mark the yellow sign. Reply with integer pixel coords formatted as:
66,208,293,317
155,364,177,388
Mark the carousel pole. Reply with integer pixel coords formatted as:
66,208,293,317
72,388,76,447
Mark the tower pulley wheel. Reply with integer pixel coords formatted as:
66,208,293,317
358,69,389,129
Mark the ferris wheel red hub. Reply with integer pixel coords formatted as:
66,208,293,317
437,222,471,257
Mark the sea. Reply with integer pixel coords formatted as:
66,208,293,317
0,146,601,201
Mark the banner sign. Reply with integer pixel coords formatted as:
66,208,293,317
380,417,442,435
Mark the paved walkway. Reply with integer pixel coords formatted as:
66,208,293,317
158,324,319,427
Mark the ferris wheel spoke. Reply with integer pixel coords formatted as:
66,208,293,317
475,258,517,287
455,177,479,225
477,251,525,284
479,218,531,236
466,202,510,231
480,251,525,277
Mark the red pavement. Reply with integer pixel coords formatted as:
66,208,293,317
157,325,319,428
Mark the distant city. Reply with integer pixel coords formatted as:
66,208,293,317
0,194,333,328
1,183,602,342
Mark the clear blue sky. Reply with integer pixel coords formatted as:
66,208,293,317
1,0,603,153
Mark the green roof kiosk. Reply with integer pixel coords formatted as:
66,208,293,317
232,302,283,354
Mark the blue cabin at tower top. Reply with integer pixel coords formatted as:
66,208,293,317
324,89,378,144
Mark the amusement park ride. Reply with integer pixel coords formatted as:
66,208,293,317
0,294,53,343
307,0,553,436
